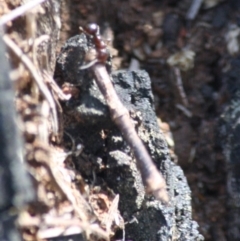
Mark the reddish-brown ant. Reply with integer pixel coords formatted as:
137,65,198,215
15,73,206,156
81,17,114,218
79,23,109,69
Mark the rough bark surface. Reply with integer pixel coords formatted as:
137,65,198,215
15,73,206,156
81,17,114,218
55,34,203,241
1,1,61,240
36,0,61,73
6,0,61,73
0,26,35,241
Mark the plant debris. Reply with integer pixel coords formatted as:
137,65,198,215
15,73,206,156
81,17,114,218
1,0,240,240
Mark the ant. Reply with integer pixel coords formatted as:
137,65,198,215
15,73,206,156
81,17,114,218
79,23,109,69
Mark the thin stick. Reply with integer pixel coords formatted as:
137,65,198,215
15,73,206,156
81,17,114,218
92,63,169,203
43,71,71,101
0,0,47,26
173,66,189,107
175,104,192,118
186,0,203,21
18,214,109,240
3,35,58,134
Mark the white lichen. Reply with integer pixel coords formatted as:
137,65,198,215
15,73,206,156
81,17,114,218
225,24,240,56
203,0,225,9
167,49,195,71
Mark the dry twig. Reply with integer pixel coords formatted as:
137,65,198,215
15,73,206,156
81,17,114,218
92,64,168,202
173,66,189,107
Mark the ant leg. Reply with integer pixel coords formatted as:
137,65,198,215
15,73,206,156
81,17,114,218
79,59,98,70
79,26,92,36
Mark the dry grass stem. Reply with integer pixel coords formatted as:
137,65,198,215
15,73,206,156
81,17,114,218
3,35,58,134
19,213,109,240
43,71,71,101
0,0,47,26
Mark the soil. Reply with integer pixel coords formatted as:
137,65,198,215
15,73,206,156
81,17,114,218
58,1,237,240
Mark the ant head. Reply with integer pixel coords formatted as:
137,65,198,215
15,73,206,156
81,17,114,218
84,23,99,35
